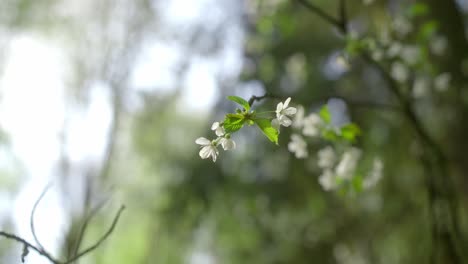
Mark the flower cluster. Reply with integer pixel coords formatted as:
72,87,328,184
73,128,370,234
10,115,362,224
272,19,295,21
285,101,383,192
196,96,297,162
346,4,451,99
196,122,236,162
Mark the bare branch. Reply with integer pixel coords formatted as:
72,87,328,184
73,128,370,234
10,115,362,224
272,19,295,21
30,183,52,251
295,0,345,33
64,205,126,264
0,231,60,264
71,197,110,263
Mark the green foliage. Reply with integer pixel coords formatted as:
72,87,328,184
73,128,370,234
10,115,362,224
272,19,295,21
407,3,429,17
227,96,250,111
340,123,361,143
223,113,246,133
254,118,279,144
319,105,331,124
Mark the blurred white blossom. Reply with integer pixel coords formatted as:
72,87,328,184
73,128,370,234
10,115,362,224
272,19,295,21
363,158,384,188
317,146,336,169
401,45,420,65
335,147,362,180
430,35,448,56
413,76,431,98
293,105,305,128
391,62,409,83
303,113,323,137
319,169,338,191
386,42,402,58
434,72,451,92
392,16,413,36
288,134,308,158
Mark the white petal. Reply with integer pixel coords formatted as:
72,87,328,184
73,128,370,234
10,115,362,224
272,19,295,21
280,116,292,127
195,137,211,145
199,146,211,159
276,102,283,114
211,122,220,130
283,97,291,108
215,127,225,137
283,107,297,116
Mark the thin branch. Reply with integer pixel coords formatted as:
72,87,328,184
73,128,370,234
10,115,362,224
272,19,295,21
295,0,345,33
31,183,52,251
0,231,60,264
71,197,110,263
248,93,282,107
64,205,126,264
338,0,348,34
248,93,400,112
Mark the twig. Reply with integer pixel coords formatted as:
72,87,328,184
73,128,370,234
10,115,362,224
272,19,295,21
248,93,281,107
0,231,60,264
295,0,345,33
71,197,110,263
64,205,126,264
30,183,52,251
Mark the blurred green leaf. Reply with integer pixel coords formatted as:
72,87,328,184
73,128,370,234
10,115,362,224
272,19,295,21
319,106,331,124
341,123,361,142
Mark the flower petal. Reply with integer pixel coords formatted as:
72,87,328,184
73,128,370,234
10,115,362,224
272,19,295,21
283,107,297,116
199,146,211,159
280,116,292,127
276,102,283,114
195,137,211,145
283,97,291,108
211,122,220,130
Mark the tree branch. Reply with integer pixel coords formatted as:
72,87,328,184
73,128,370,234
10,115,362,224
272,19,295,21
295,0,346,34
30,183,52,251
0,231,60,264
64,205,126,264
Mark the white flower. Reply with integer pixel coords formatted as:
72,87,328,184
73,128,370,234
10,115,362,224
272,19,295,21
434,72,451,92
371,49,384,61
401,45,420,65
288,134,308,158
211,122,225,136
430,35,448,56
220,137,236,151
319,169,338,191
275,97,297,127
302,113,323,137
391,62,409,83
195,137,219,162
292,105,305,128
412,76,430,98
363,158,384,189
392,16,413,36
386,42,402,58
317,146,336,169
335,147,362,180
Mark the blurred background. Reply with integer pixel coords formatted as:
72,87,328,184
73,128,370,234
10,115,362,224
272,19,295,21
0,0,468,263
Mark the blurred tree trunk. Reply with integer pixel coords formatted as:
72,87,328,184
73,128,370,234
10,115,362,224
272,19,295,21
423,0,468,263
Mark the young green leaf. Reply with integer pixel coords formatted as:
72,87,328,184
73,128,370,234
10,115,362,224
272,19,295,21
341,123,361,142
351,174,363,193
224,113,245,133
254,118,279,144
319,106,331,124
227,96,250,111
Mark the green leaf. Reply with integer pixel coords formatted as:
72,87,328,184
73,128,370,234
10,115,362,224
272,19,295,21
254,118,279,144
351,175,363,193
419,20,439,40
340,123,361,142
227,96,250,111
319,106,331,124
407,3,429,17
223,113,245,133
322,129,339,142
